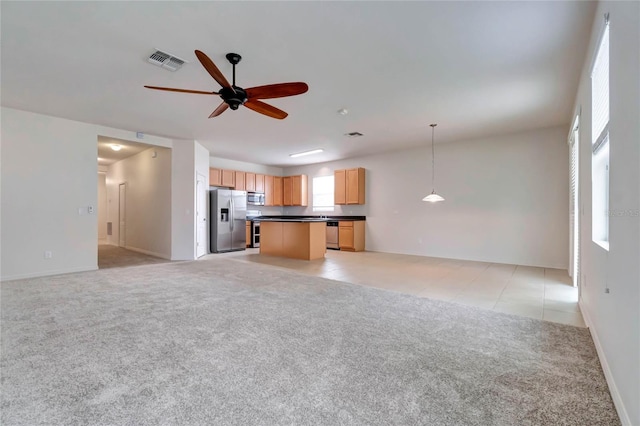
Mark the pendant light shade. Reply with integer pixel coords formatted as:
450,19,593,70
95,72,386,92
422,191,445,202
423,123,444,202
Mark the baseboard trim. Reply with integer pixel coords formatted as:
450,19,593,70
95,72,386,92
580,300,632,425
124,245,171,260
1,265,98,282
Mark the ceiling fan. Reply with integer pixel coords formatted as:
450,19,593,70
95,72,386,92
144,50,308,120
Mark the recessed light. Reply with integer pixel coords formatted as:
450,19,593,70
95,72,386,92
337,108,348,115
110,144,122,151
289,149,324,158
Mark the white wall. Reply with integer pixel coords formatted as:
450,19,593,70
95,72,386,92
97,173,107,241
171,140,210,260
210,156,283,176
572,2,640,424
1,108,98,280
285,126,569,269
106,147,172,258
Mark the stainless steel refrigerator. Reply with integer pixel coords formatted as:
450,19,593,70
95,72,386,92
210,189,247,253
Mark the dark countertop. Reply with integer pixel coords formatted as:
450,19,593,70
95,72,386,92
251,215,366,223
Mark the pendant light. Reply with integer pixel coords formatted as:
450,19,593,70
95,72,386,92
422,123,445,202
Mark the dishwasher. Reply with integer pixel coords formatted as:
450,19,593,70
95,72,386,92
326,221,339,249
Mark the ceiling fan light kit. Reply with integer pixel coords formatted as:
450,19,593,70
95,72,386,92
144,50,308,120
423,123,445,203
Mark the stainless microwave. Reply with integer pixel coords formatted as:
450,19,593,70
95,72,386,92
247,192,265,206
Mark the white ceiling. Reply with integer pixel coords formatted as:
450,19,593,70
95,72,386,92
97,136,156,166
1,1,595,168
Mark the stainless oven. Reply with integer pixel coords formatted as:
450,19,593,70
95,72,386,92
246,210,261,248
251,221,260,248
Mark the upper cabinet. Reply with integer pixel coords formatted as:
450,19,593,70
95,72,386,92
264,175,273,206
234,171,246,191
273,176,283,206
335,167,365,205
245,172,256,192
255,174,265,193
210,168,222,186
221,169,235,188
210,168,236,188
283,175,308,206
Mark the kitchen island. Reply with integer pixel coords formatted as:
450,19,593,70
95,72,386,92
258,218,327,260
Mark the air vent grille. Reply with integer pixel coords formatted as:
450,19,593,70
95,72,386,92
147,50,186,72
345,132,364,138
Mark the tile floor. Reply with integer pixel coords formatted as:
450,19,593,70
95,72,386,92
214,249,585,328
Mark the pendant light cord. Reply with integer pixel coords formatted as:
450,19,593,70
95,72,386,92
431,124,436,190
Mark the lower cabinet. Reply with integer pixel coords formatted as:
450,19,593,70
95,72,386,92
246,221,251,248
338,221,365,251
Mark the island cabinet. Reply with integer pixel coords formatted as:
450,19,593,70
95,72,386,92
338,221,365,251
283,175,308,206
245,172,256,192
260,221,326,260
255,174,265,193
334,167,365,205
235,171,246,191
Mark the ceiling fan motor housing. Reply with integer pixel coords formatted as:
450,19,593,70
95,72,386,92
220,86,247,110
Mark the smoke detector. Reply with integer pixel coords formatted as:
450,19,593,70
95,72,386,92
147,49,187,72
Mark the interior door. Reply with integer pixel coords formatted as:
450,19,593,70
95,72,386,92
118,183,126,247
196,173,207,258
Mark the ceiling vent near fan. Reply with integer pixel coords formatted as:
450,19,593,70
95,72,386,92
147,50,186,72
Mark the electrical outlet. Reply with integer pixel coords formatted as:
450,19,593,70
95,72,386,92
605,288,610,294
44,251,52,259
88,205,94,214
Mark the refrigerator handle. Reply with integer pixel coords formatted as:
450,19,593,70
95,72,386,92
229,197,234,231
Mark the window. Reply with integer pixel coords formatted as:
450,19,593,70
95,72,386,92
591,16,609,249
312,175,334,212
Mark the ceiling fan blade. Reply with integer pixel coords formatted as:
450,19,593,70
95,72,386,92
209,102,229,118
244,100,288,119
194,50,234,92
144,85,218,95
245,82,309,100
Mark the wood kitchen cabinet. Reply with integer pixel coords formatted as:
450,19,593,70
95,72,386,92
334,167,365,205
245,172,256,192
246,221,251,248
255,174,265,193
234,171,246,191
209,168,222,186
221,169,235,188
264,175,274,206
283,175,308,206
338,221,365,251
273,176,283,206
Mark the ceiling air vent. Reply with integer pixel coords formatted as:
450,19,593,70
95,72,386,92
147,50,186,72
345,132,364,138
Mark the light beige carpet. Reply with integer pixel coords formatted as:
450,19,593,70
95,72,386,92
1,257,619,425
